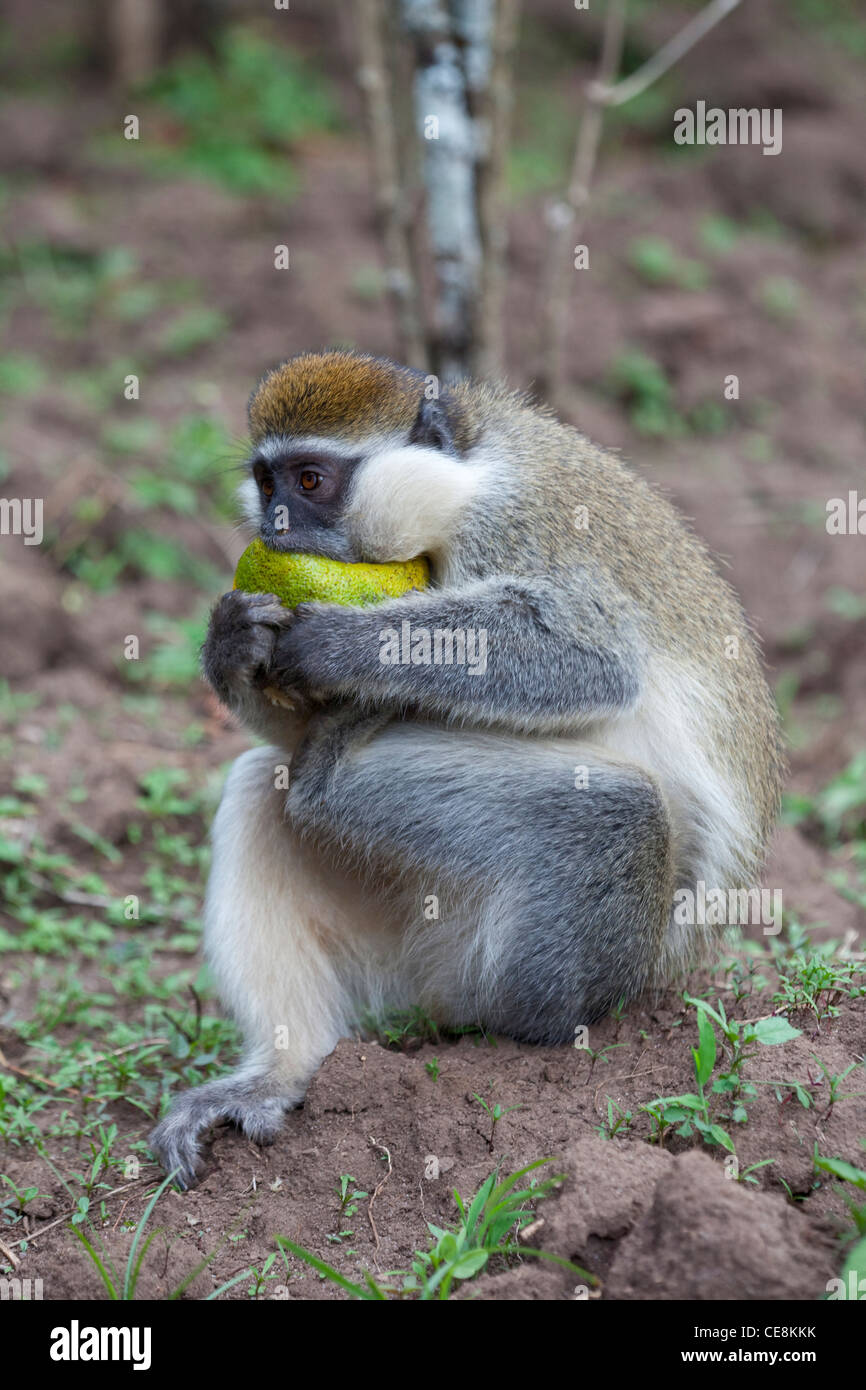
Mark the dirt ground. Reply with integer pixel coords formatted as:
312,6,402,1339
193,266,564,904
1,0,865,1301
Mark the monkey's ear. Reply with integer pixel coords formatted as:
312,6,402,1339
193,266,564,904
409,395,456,454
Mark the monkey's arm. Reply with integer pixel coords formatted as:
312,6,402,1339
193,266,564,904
269,577,642,733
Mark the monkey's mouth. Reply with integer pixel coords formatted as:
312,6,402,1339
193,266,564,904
257,530,357,563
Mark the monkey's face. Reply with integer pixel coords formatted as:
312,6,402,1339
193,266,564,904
241,351,490,570
243,437,362,563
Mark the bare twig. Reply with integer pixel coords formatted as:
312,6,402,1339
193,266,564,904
71,1038,169,1070
27,868,195,924
538,0,626,401
107,0,162,89
367,1137,393,1253
357,0,428,368
539,0,743,403
0,1235,21,1269
24,1180,145,1243
0,1046,65,1092
590,0,743,107
475,0,521,378
0,1037,166,1097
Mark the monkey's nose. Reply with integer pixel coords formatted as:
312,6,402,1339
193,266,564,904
275,523,289,534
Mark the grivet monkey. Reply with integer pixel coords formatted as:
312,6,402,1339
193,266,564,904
149,349,783,1187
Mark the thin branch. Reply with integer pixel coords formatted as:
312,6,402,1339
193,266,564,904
108,0,161,89
0,1235,21,1269
538,0,626,401
23,1180,145,1244
474,0,521,379
538,0,743,404
590,0,743,108
26,868,195,924
357,0,428,368
367,1137,393,1254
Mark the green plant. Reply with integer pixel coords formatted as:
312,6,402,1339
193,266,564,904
425,1057,441,1082
814,1148,866,1266
472,1092,525,1149
1,1175,43,1221
136,768,197,819
607,349,686,438
277,1159,589,1300
642,996,800,1151
736,1157,777,1187
792,0,866,58
627,235,708,290
815,754,866,842
595,1097,633,1140
759,275,802,321
574,1039,628,1071
814,1151,866,1194
159,308,229,358
698,213,740,254
141,29,338,196
0,353,47,396
773,946,865,1025
809,1058,866,1118
334,1174,368,1230
718,949,769,1003
824,587,866,622
246,1254,280,1298
365,1006,441,1050
71,1178,167,1298
72,1174,252,1301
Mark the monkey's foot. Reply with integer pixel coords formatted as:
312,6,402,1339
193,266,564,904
148,1077,292,1190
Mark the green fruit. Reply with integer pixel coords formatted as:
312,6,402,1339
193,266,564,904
233,538,429,609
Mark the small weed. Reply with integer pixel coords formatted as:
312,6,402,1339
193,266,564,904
73,1172,251,1300
365,1006,441,1051
814,1147,866,1275
278,1159,588,1300
773,948,865,1026
627,235,709,290
472,1092,525,1150
642,996,801,1151
246,1254,281,1299
1,1175,44,1222
607,349,686,438
595,1097,633,1140
737,1157,777,1187
334,1174,368,1230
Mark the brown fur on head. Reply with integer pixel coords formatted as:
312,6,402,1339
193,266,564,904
247,350,429,443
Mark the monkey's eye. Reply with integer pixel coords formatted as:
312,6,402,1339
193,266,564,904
299,469,322,492
260,477,274,498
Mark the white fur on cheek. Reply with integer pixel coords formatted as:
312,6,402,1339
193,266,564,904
347,445,494,563
237,476,262,530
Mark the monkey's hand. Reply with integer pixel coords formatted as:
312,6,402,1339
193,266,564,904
202,590,291,703
202,590,313,741
268,579,641,734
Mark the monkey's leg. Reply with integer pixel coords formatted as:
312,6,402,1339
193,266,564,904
287,722,674,1042
149,744,390,1188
